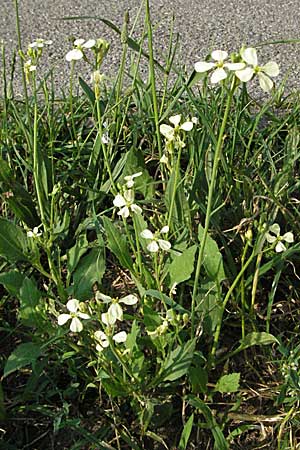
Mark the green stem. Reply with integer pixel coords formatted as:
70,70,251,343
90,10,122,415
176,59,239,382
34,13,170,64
145,0,162,159
191,78,236,336
167,146,182,230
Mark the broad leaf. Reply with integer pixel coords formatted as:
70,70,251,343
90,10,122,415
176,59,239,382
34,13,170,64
4,343,42,378
239,332,279,350
160,339,196,382
102,217,134,272
198,224,225,282
18,277,44,327
71,247,106,300
0,270,26,297
169,245,197,287
215,373,240,393
0,218,30,263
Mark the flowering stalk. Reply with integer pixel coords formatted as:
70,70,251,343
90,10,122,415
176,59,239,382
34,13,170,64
191,77,237,336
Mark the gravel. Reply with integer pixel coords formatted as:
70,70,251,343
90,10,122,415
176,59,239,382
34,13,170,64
2,0,300,94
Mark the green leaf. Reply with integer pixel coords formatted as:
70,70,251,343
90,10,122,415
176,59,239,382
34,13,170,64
189,366,208,394
67,233,89,276
238,332,279,351
71,247,106,300
169,245,197,287
215,373,240,393
0,270,26,297
188,396,229,450
79,76,95,106
197,281,223,333
198,224,226,282
144,289,189,314
102,217,134,272
160,339,196,382
165,170,191,230
178,413,194,450
0,158,40,228
0,218,29,263
143,304,161,332
18,277,44,327
4,343,42,378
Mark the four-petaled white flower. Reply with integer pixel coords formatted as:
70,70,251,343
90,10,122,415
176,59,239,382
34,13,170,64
94,330,127,352
160,114,194,144
124,172,142,188
140,226,171,253
96,292,138,325
235,48,279,92
113,189,142,218
265,223,294,253
29,39,52,49
194,50,245,84
27,226,42,238
57,299,90,332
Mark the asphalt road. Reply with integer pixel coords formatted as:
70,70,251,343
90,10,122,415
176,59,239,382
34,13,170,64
1,0,300,94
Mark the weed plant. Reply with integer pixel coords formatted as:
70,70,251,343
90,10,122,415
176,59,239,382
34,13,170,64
0,1,300,449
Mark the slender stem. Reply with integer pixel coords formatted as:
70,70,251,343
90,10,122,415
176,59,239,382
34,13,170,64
145,0,162,159
167,146,182,230
191,78,236,336
13,0,29,117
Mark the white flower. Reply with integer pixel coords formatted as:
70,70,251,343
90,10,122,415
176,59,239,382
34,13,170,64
265,223,294,253
82,39,96,49
57,299,90,333
66,48,84,62
101,132,110,144
235,48,279,92
140,225,171,253
160,114,194,143
124,172,143,188
27,226,42,238
113,189,142,218
29,39,52,48
24,59,36,73
96,292,138,325
194,50,245,84
94,330,127,352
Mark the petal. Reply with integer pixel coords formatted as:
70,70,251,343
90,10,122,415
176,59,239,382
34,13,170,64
95,331,109,348
27,231,34,237
147,241,159,252
113,194,126,207
66,48,83,62
123,189,134,203
269,223,280,236
70,317,83,333
67,298,79,313
131,204,142,214
119,294,138,305
180,121,193,131
211,68,227,84
224,62,246,71
113,331,127,343
101,312,114,326
124,172,142,181
266,232,276,243
74,38,85,46
262,61,279,77
160,225,169,234
140,229,154,239
117,206,130,218
194,61,215,73
241,47,258,66
282,232,294,243
78,312,90,320
169,114,181,127
158,239,171,251
57,314,71,326
275,241,286,253
82,39,96,48
211,50,228,61
235,67,254,82
108,303,123,322
160,124,175,140
258,72,273,92
96,292,112,303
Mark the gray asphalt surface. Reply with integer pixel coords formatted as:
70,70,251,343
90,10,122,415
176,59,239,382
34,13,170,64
1,0,300,94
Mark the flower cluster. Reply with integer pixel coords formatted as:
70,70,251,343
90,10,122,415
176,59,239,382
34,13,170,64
66,38,109,68
21,38,52,81
194,47,279,92
27,226,42,238
160,114,195,161
113,172,143,219
57,299,90,333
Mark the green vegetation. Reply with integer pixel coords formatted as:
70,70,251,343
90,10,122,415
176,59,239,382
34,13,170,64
1,1,300,449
